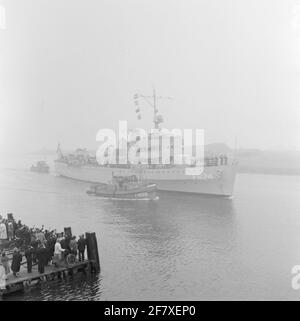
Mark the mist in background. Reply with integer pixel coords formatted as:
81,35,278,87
0,0,299,154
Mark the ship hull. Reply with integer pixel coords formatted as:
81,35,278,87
54,161,237,196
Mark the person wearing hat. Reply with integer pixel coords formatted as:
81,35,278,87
11,248,22,277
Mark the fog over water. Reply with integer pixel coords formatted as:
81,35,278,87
0,0,299,154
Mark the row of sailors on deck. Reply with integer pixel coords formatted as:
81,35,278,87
63,153,229,168
99,156,229,168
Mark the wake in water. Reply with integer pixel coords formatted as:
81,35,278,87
0,186,63,195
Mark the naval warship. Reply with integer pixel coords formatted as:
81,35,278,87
54,91,238,196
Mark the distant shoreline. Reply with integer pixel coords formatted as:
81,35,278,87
235,149,300,177
237,167,300,176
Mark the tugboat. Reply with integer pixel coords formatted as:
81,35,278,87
87,175,158,200
30,161,50,173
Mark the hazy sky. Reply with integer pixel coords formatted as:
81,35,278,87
0,0,299,153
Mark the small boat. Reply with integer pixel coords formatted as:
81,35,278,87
30,161,50,173
87,175,159,200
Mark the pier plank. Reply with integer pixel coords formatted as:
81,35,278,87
4,260,94,289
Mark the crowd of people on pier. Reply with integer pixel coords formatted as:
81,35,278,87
0,213,87,289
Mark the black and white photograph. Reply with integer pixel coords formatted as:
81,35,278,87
0,0,300,306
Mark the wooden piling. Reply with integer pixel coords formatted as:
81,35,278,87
7,213,13,221
85,232,100,273
64,227,72,237
1,227,100,297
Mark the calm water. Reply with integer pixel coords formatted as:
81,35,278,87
0,155,300,301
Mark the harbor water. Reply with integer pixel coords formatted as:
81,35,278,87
0,154,300,300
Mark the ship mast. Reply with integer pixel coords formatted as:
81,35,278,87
153,88,158,129
134,88,172,129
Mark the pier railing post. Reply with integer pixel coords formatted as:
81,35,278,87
85,232,100,273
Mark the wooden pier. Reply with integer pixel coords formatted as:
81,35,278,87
2,259,96,296
0,230,101,297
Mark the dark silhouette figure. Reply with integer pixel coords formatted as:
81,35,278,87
25,246,34,273
77,235,86,262
11,249,22,277
36,245,48,274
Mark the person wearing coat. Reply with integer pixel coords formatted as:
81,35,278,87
1,252,10,275
46,236,56,261
25,246,34,273
0,262,6,292
7,221,14,240
53,238,65,267
77,235,86,262
11,248,22,277
30,236,39,264
0,220,8,242
69,236,78,259
36,244,48,274
36,230,46,245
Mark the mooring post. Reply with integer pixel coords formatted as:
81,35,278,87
64,227,72,237
85,232,100,273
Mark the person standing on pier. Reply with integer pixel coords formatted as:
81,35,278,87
53,238,65,267
0,261,6,292
7,220,14,241
62,234,71,251
17,220,22,230
69,236,78,260
36,243,47,274
0,220,7,244
48,235,56,257
1,252,10,275
36,229,46,245
60,236,66,250
25,246,34,273
11,248,22,277
30,235,39,264
77,235,86,262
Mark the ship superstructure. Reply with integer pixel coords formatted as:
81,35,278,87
55,90,238,196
